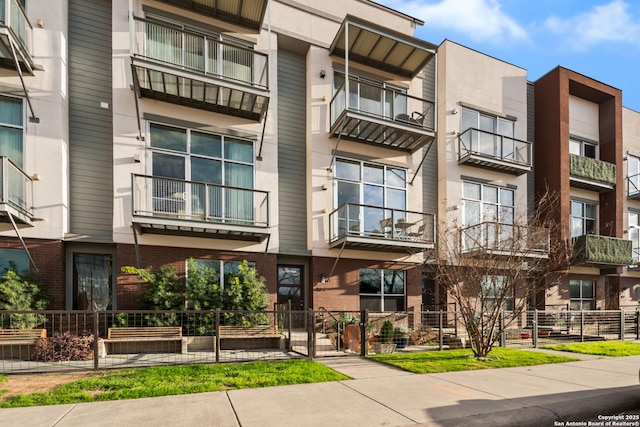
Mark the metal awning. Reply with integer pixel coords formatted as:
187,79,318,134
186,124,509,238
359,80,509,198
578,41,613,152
329,15,437,78
157,0,268,31
132,217,270,243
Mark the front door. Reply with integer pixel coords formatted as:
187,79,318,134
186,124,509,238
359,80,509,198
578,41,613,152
277,265,305,328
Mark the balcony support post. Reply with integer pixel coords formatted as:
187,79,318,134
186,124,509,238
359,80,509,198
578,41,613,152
327,120,347,173
7,213,37,272
409,137,435,186
256,107,269,161
328,240,347,279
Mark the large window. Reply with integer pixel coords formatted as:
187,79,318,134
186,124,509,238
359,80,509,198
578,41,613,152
630,211,640,264
0,95,24,168
629,155,640,196
359,268,405,312
569,136,597,159
570,279,595,310
570,200,597,238
149,123,254,221
481,275,514,311
462,181,514,249
333,72,407,121
335,158,406,235
460,107,515,159
188,259,253,288
73,254,113,310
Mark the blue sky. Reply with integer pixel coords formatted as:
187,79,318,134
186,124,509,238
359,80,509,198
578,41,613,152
377,0,640,112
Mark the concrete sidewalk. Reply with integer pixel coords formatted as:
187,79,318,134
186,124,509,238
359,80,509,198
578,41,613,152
2,352,639,427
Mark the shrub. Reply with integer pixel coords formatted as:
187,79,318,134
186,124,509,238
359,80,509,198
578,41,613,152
31,331,94,362
380,320,395,343
0,269,48,329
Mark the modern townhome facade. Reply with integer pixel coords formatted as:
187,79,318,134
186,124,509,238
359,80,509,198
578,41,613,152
0,0,638,314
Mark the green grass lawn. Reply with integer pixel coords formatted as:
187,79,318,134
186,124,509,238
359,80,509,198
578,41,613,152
368,348,578,374
542,340,640,357
0,360,349,408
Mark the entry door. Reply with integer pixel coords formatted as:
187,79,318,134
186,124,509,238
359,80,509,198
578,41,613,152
277,265,304,310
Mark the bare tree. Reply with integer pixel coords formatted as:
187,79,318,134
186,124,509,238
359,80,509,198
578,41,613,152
424,189,571,358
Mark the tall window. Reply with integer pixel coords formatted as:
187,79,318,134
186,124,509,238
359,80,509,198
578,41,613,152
359,268,405,312
462,182,514,250
335,158,406,235
333,72,407,121
73,254,112,310
570,200,597,238
0,95,24,168
569,137,597,159
629,155,640,196
570,279,595,310
149,123,254,222
481,275,514,311
630,212,640,264
460,107,515,159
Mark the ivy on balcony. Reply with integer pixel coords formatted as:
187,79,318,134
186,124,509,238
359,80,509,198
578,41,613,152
573,234,633,266
569,154,616,186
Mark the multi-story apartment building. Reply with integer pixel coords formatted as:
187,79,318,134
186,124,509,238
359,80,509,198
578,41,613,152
0,0,438,313
0,0,637,314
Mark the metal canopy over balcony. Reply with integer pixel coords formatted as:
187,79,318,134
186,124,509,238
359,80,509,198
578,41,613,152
131,17,269,122
0,0,34,74
569,154,616,192
157,0,268,31
572,234,633,267
328,203,435,253
329,15,436,78
461,222,549,259
131,174,269,243
458,128,532,175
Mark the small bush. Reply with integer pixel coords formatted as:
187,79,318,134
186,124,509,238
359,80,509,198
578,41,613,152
380,320,394,343
31,331,94,362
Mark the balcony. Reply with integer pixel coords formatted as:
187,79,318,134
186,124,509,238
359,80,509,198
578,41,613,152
131,17,269,121
461,222,549,258
156,0,268,31
0,157,33,226
572,234,633,267
0,0,34,74
569,154,616,192
330,79,435,152
131,174,269,242
458,128,532,175
329,203,435,252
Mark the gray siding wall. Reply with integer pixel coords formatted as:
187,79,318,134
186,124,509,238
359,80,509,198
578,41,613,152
422,57,438,213
68,0,113,241
277,49,308,253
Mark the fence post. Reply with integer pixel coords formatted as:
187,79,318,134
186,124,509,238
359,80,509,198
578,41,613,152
636,311,639,340
287,300,292,351
499,312,505,348
215,309,220,363
93,311,99,371
360,309,368,357
307,309,315,360
532,310,538,348
580,311,584,342
620,310,625,341
438,310,444,351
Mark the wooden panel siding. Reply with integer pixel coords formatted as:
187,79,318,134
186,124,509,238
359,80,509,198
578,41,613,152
277,49,308,253
68,0,114,240
422,60,437,212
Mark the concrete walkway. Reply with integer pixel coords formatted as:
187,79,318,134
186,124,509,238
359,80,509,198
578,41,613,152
2,351,640,427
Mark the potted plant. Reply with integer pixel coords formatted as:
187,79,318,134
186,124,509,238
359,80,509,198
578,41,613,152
393,325,409,349
372,320,396,354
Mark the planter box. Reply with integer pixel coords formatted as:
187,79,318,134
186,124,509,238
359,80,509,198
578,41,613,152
372,342,396,354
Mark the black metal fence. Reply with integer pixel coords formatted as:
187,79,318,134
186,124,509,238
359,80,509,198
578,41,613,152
1,308,639,374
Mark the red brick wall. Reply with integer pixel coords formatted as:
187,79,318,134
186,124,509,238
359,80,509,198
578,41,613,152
115,244,278,309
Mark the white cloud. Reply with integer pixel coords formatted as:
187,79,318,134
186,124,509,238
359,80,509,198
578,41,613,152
380,0,528,43
544,0,640,51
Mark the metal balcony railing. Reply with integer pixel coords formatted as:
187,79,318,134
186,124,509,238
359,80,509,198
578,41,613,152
0,0,32,54
330,79,435,132
458,128,531,168
0,156,33,220
628,173,640,199
132,17,268,90
132,174,269,227
329,202,435,245
461,222,550,255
